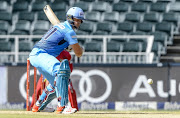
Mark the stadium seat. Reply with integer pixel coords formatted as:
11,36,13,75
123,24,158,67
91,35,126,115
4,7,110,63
79,21,95,33
85,12,101,22
157,0,175,3
56,11,67,21
78,0,96,2
112,2,130,12
125,12,141,22
140,0,157,3
10,20,31,42
0,12,12,24
131,2,149,12
155,22,174,35
0,31,6,35
52,0,70,5
111,31,127,35
151,41,163,55
107,42,121,52
9,29,30,42
16,0,32,3
73,1,90,12
32,1,47,12
150,2,169,12
111,31,128,42
150,31,168,45
0,21,9,34
92,31,108,42
18,12,35,22
91,1,111,12
117,22,134,32
129,31,147,42
103,12,119,23
121,0,138,3
19,41,33,52
37,11,48,21
10,30,29,35
14,21,31,34
0,0,11,4
34,0,51,3
0,1,8,12
98,0,115,3
141,42,147,52
76,30,89,45
162,12,179,26
32,30,47,35
76,30,89,35
0,41,11,51
96,22,115,33
136,22,154,32
123,42,142,52
169,2,180,12
51,2,67,12
85,42,102,52
13,1,29,12
32,21,50,34
143,12,161,23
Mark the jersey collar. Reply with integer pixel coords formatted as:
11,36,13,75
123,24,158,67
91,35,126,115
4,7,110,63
65,21,73,29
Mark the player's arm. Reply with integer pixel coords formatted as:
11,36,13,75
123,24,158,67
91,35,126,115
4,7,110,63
71,43,83,57
65,30,83,57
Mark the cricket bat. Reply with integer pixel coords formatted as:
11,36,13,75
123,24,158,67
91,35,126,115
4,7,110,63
43,5,60,25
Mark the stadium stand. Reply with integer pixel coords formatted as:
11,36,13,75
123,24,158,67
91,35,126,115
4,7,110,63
50,2,68,12
37,11,49,21
12,1,29,12
0,41,11,51
125,12,142,22
112,2,129,12
0,21,9,34
79,21,95,33
117,22,134,32
143,12,161,23
85,11,101,22
103,12,119,23
0,1,9,12
131,2,149,12
91,1,111,12
31,1,47,12
18,12,35,23
0,0,180,64
73,1,90,12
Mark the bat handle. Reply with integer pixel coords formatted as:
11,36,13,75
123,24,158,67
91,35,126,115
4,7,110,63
44,5,48,11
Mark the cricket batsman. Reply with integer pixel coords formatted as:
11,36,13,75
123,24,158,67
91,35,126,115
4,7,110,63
30,50,78,112
29,7,85,114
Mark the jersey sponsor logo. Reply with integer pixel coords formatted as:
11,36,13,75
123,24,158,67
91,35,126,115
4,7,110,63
79,12,84,17
71,69,112,103
71,35,77,40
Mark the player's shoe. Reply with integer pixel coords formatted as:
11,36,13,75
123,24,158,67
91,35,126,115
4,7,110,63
56,106,77,114
39,107,55,112
32,104,40,112
56,106,65,114
62,106,77,114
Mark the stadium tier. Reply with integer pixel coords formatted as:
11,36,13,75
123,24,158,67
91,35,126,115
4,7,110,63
0,0,179,64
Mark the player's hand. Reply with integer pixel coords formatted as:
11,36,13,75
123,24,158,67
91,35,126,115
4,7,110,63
65,45,72,52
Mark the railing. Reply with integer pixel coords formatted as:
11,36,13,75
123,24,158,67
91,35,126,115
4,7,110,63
0,35,154,64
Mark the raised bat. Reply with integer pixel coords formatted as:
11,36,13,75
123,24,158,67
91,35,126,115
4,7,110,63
43,5,60,25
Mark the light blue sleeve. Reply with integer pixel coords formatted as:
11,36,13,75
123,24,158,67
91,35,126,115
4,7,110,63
64,30,78,45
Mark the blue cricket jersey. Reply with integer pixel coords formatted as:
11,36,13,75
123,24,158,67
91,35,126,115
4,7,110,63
33,21,78,57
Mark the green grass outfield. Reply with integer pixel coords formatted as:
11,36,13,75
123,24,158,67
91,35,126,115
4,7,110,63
1,110,180,118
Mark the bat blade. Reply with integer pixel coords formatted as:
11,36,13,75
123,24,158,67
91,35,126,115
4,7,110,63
43,5,60,25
